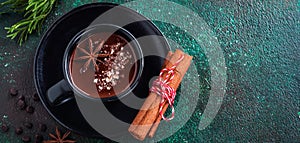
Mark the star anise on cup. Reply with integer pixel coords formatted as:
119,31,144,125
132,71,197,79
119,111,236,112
43,127,75,143
74,38,109,73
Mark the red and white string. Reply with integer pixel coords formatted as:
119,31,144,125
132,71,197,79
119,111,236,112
150,54,184,121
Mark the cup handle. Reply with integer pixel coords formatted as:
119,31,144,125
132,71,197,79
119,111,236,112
47,80,74,106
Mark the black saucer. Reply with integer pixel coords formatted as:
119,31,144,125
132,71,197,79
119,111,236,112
34,3,169,138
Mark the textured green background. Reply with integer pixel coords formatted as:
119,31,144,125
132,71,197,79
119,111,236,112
0,0,299,142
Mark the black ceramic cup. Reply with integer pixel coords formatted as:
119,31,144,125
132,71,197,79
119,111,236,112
35,3,170,137
47,24,144,106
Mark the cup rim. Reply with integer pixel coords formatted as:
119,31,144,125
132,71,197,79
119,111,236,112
63,23,144,102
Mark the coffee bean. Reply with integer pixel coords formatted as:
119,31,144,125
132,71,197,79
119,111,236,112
21,136,31,142
24,122,33,129
35,134,43,143
15,127,23,135
33,93,40,101
26,106,35,114
17,99,27,110
10,88,18,96
1,124,9,132
18,95,25,101
39,124,47,132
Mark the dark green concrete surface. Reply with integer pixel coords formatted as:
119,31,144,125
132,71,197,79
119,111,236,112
0,0,299,142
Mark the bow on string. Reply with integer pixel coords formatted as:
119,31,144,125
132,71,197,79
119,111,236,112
150,55,184,121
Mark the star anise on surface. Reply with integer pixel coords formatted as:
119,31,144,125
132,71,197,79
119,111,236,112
43,127,75,143
74,38,109,73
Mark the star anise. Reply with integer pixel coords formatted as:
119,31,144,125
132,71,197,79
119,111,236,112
43,127,76,143
74,38,109,73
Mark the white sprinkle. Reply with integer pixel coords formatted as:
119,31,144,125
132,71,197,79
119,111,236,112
111,49,114,54
111,81,116,86
107,72,112,77
107,87,111,90
114,66,120,70
93,79,98,83
106,78,111,82
113,75,119,79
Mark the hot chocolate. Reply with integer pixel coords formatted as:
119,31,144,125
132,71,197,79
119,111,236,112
69,33,137,98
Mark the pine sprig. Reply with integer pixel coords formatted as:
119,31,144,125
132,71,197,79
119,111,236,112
0,0,28,14
1,0,57,45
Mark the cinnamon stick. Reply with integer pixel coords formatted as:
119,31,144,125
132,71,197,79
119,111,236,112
128,52,173,135
148,102,168,138
163,51,173,67
149,53,193,138
128,50,193,140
